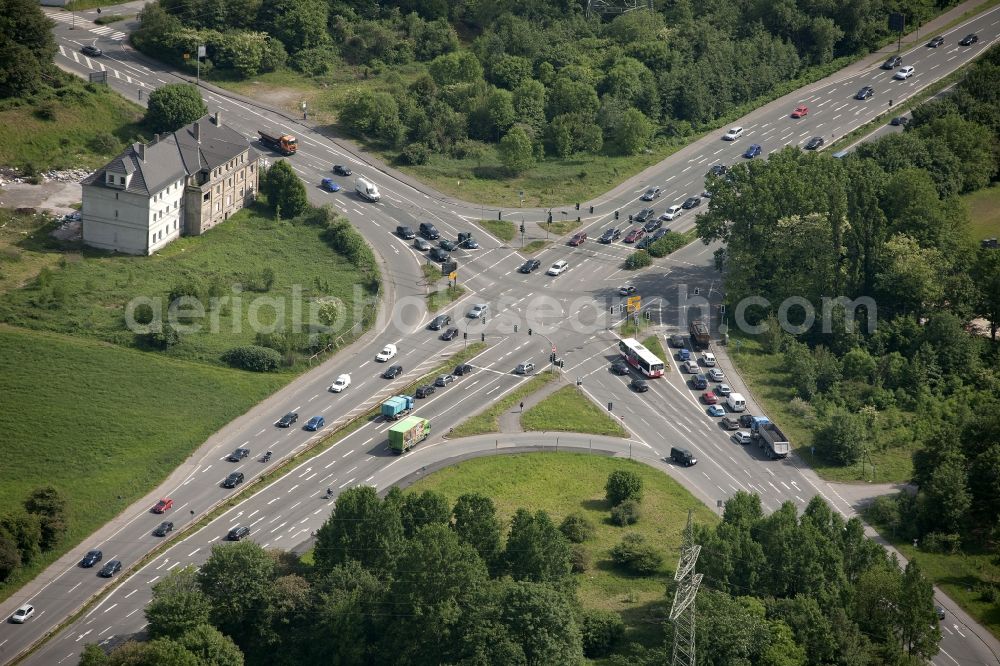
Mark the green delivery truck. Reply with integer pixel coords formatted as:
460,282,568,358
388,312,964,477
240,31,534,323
388,416,431,454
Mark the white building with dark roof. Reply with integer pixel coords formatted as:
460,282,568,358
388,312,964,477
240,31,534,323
81,112,258,255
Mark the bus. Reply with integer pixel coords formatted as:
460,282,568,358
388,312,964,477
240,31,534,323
619,338,665,377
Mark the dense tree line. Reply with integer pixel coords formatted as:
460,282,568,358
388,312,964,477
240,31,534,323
696,48,1000,553
0,0,57,99
130,0,958,167
0,487,69,583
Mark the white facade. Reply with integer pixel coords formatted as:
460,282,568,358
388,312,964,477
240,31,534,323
82,175,184,255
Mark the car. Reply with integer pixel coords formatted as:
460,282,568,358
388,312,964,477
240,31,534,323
709,164,729,177
547,260,569,276
651,228,669,241
692,373,708,390
717,383,733,396
468,303,489,319
440,327,459,341
223,472,244,488
643,217,662,233
935,605,946,620
80,549,103,568
678,348,691,361
732,431,752,445
460,237,479,249
520,258,541,273
682,196,702,210
669,334,686,348
630,378,649,392
152,498,173,514
707,405,725,417
670,447,697,466
634,208,655,224
636,235,654,250
683,360,699,373
99,560,122,578
419,222,440,240
414,237,431,251
708,368,725,381
619,284,637,296
623,227,645,243
720,416,741,430
738,414,756,428
376,343,397,362
329,374,351,392
702,352,717,366
611,360,630,375
435,374,455,387
599,228,621,243
276,412,298,427
895,65,914,80
454,363,473,376
791,105,808,118
882,55,902,70
81,45,103,57
320,178,341,192
333,165,352,176
439,239,456,251
662,205,683,221
429,315,450,330
383,364,403,379
890,116,910,126
568,232,587,246
641,187,661,201
702,391,719,405
723,127,744,141
927,35,945,47
228,447,250,462
415,385,436,398
805,136,825,150
959,33,978,46
429,247,451,263
743,144,762,159
227,526,251,541
304,416,325,431
701,190,713,199
856,86,874,100
396,225,415,239
152,521,174,537
515,362,535,375
10,605,35,623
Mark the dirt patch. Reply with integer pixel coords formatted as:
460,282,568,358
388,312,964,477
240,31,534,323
0,181,82,217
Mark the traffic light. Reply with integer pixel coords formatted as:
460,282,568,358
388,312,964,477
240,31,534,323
607,401,613,412
589,205,594,214
481,332,485,342
520,223,525,233
547,212,552,224
464,332,468,340
614,210,619,220
514,324,518,332
550,353,556,363
528,328,532,335
575,202,580,210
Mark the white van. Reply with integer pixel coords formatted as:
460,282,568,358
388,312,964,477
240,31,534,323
355,177,380,202
726,392,746,412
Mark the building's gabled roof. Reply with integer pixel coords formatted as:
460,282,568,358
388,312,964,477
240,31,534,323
174,114,254,175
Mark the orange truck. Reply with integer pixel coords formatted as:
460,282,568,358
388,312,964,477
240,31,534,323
258,130,297,155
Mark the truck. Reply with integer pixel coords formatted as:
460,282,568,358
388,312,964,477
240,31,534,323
388,416,430,454
257,130,297,155
356,177,380,202
689,320,710,350
380,395,414,421
750,416,790,459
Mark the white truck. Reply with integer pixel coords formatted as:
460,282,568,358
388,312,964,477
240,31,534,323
726,392,746,412
355,177,380,202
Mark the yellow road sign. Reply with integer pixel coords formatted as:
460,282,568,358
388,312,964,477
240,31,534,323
449,271,458,281
626,295,641,312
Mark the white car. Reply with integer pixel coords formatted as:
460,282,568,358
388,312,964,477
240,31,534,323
723,127,744,141
732,431,752,445
717,383,732,396
708,368,725,381
547,260,569,276
10,604,34,623
375,344,397,362
329,373,351,392
662,205,683,220
468,303,489,318
683,360,700,373
895,66,915,80
702,352,717,366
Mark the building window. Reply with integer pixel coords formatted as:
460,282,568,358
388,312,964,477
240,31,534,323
203,192,210,201
115,210,118,218
115,193,119,200
119,176,125,185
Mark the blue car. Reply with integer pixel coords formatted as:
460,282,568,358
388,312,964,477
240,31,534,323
743,144,761,159
304,416,325,431
321,178,341,192
706,405,725,417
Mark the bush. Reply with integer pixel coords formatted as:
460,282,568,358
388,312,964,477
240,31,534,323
646,234,687,257
559,513,596,543
864,494,900,529
89,131,120,155
569,543,591,573
221,345,282,372
624,250,652,269
921,532,961,554
580,609,625,658
610,499,641,526
605,469,643,505
610,533,663,575
34,101,57,121
398,142,431,165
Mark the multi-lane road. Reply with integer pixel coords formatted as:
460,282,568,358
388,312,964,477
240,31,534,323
2,4,999,665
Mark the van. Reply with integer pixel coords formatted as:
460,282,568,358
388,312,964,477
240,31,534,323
670,447,697,466
355,177,380,202
419,222,440,240
726,392,746,412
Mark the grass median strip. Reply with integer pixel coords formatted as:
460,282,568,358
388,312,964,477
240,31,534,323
427,285,465,312
641,335,669,372
476,219,515,242
521,240,549,254
449,371,557,437
521,385,628,438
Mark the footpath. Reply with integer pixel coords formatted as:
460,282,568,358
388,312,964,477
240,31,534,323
497,376,571,434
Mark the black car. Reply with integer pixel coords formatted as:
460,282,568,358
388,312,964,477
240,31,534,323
454,363,473,376
396,225,415,239
460,237,479,249
630,378,649,392
228,447,250,462
333,165,352,176
439,239,456,251
634,208,655,224
890,116,910,127
611,360,630,375
429,315,450,330
80,550,103,568
927,35,944,47
682,196,702,209
81,45,103,57
856,86,874,100
651,228,670,241
670,447,697,467
643,218,662,233
636,236,653,250
669,334,686,348
959,33,978,46
708,164,728,177
881,55,902,70
429,248,450,263
738,414,756,428
519,259,541,273
152,521,174,537
414,238,431,251
440,327,459,341
419,222,440,240
415,385,436,398
276,412,298,428
382,364,403,379
227,526,251,541
222,472,244,489
805,136,825,150
599,228,622,243
99,560,122,577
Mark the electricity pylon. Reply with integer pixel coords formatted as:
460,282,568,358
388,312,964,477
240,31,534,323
585,0,653,18
669,510,703,666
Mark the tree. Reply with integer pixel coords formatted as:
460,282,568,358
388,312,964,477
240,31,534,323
198,541,275,642
559,513,595,543
605,469,643,504
453,493,503,569
580,609,625,658
79,643,110,666
898,560,940,658
547,77,599,119
261,160,308,218
338,89,403,145
971,247,1000,340
495,580,584,665
918,452,971,535
302,561,383,665
760,619,808,666
968,444,1000,531
610,533,663,575
498,126,535,174
0,513,41,565
0,534,21,581
145,84,208,134
146,567,212,639
875,234,946,317
177,624,245,666
504,509,572,582
399,489,451,538
695,590,770,665
313,485,403,577
817,411,869,466
513,79,546,132
23,486,67,550
0,0,58,98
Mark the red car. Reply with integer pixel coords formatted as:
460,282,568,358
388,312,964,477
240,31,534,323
623,227,645,243
701,391,719,405
791,105,808,118
568,232,587,246
152,498,173,514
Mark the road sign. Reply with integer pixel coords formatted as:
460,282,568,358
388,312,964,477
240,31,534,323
626,295,641,313
449,271,457,281
551,346,556,353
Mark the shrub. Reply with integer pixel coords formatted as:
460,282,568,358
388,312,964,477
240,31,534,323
605,469,643,505
921,532,961,554
580,609,625,658
221,345,282,372
610,499,641,526
34,101,57,121
624,250,652,269
646,234,687,258
559,513,596,543
569,543,591,573
610,533,663,575
89,131,120,154
398,142,431,165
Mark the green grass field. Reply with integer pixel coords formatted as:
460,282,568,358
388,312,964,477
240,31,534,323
521,240,549,254
521,385,628,437
427,285,465,312
641,335,668,372
476,220,515,242
449,371,557,437
405,453,719,648
963,184,1000,242
0,325,286,600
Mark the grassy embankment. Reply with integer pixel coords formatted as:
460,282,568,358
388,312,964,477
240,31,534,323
448,371,558,437
521,385,628,438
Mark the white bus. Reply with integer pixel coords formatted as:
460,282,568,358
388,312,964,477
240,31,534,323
619,338,665,378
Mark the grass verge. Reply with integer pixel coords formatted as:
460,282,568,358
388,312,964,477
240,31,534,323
405,453,719,648
421,263,443,283
449,371,557,437
427,285,465,312
521,385,628,437
521,240,549,254
542,218,582,237
619,318,655,338
64,0,133,9
963,184,1000,242
641,335,668,371
476,219,515,242
94,13,130,24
